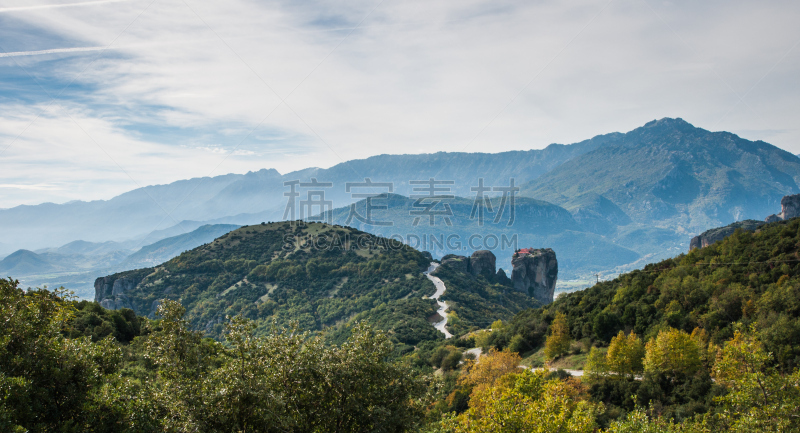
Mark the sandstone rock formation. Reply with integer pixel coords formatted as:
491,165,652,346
437,250,498,279
689,220,765,250
468,250,496,279
94,276,137,310
511,248,558,304
495,268,511,286
765,193,800,223
439,254,469,273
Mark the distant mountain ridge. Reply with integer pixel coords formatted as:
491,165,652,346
0,250,56,276
0,224,241,298
521,118,800,233
0,136,614,251
320,193,645,278
3,117,799,296
118,224,240,269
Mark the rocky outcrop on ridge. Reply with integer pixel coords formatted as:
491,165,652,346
94,267,154,312
468,250,497,279
765,194,800,223
437,250,499,279
94,276,136,310
495,268,512,286
510,248,558,305
689,193,800,250
689,220,765,250
439,254,470,274
435,250,514,286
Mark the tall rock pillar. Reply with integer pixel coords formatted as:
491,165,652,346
765,193,800,222
511,248,558,304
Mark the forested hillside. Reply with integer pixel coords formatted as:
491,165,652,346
3,217,800,431
489,216,800,368
470,216,800,427
96,221,536,346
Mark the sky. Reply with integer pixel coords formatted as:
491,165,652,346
0,0,799,207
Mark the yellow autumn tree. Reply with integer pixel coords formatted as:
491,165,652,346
458,348,522,397
585,331,644,380
643,327,701,376
606,331,645,378
545,312,572,361
440,369,601,433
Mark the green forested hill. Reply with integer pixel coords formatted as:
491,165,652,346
5,219,800,432
97,222,441,343
96,221,536,345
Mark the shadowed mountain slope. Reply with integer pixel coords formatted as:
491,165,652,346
521,118,800,233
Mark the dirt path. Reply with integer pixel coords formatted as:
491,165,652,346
423,262,452,339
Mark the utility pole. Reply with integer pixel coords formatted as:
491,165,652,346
594,273,600,284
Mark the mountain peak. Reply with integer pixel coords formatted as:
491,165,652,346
643,117,694,130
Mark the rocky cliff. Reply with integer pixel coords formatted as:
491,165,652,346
436,250,515,285
690,193,800,250
94,276,135,310
510,248,558,304
689,220,765,250
94,268,153,312
439,254,470,273
468,250,496,279
437,250,501,280
765,194,800,223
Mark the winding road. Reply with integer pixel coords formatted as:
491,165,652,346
423,262,452,339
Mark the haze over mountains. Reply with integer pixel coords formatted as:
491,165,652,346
0,224,240,297
2,117,799,297
0,135,615,251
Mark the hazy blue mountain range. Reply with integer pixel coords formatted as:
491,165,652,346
0,224,240,298
36,240,133,257
0,135,615,252
119,224,240,269
319,194,651,279
2,117,798,297
521,118,800,233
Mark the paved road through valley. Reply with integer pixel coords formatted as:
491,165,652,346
423,262,452,339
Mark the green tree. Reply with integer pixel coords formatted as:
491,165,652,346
0,278,123,432
545,312,572,361
585,346,608,379
144,300,427,432
713,328,800,432
603,406,707,432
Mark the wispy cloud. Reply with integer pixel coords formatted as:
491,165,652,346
0,0,799,207
0,183,61,190
0,0,129,14
0,46,105,57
